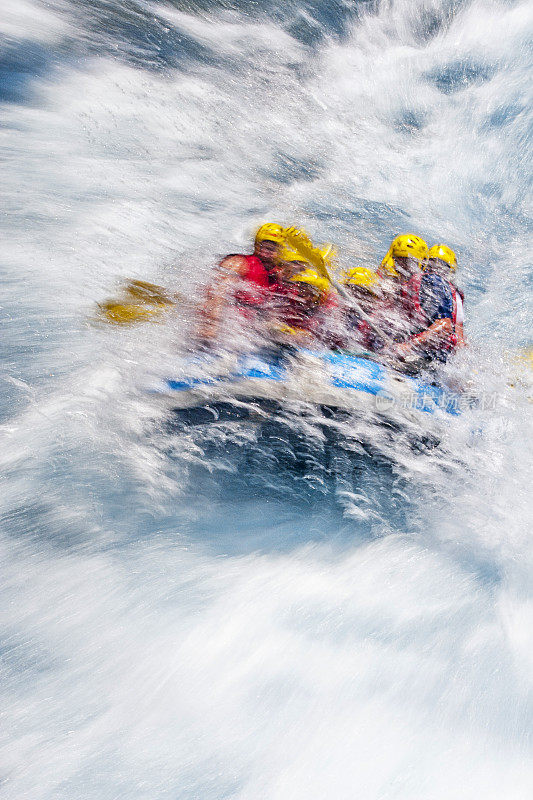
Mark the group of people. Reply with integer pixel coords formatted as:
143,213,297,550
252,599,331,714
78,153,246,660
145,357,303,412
198,223,466,369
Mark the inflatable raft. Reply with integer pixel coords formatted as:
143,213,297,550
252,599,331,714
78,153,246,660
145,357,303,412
146,348,465,426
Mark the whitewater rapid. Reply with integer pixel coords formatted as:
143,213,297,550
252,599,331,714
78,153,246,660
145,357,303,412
1,1,532,798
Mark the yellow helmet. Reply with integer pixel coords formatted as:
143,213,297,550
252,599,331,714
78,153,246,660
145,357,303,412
428,244,457,271
290,268,330,297
380,234,428,276
255,223,285,244
341,266,380,293
390,233,428,262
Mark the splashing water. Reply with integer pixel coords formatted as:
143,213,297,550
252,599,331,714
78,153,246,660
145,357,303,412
1,1,532,798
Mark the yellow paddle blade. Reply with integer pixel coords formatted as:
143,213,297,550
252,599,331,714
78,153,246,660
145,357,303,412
283,227,334,281
506,346,533,396
320,243,338,265
505,346,533,371
94,278,182,325
516,346,533,370
96,300,172,325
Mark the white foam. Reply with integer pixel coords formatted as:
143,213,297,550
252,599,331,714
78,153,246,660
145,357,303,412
0,0,71,45
1,0,532,797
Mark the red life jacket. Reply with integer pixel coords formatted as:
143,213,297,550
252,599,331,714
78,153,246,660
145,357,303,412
399,273,426,331
270,282,312,331
233,254,271,308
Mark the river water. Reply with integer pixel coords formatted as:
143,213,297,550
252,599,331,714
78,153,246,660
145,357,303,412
1,1,532,797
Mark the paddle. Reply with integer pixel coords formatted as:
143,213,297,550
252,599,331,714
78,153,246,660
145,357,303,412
96,279,180,325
